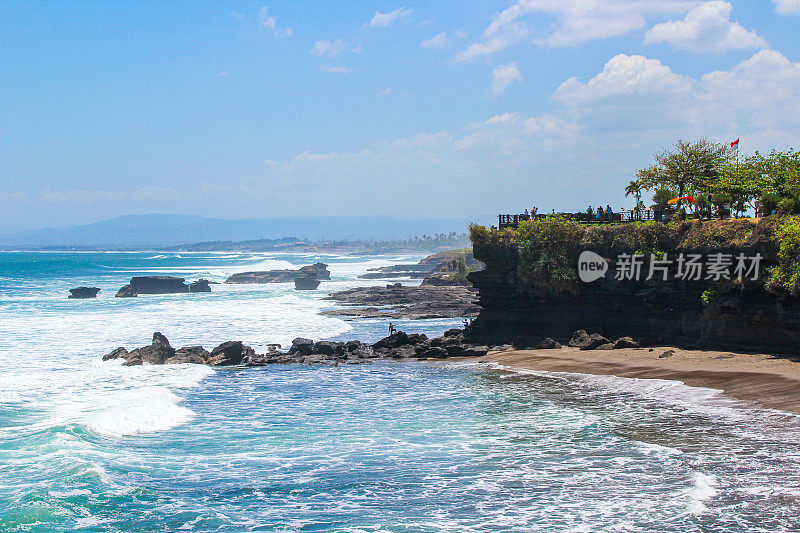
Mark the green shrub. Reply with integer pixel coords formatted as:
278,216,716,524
778,198,795,215
515,218,583,296
765,216,800,296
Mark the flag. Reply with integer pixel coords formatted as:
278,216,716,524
731,138,739,149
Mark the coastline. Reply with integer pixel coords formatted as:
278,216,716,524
463,346,800,414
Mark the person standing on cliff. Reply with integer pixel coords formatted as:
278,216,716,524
389,323,396,335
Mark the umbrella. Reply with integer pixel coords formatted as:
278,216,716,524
667,196,695,204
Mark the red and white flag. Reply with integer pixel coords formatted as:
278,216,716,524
731,138,739,149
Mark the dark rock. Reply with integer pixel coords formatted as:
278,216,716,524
225,263,330,284
387,345,418,359
373,332,411,350
345,340,362,352
115,284,137,298
289,337,315,356
243,346,282,366
491,344,514,352
596,343,615,350
658,349,675,359
129,276,190,295
69,287,100,299
322,286,479,320
415,346,449,359
534,337,562,349
206,341,254,366
188,279,212,293
613,336,639,349
127,331,176,364
444,328,464,337
568,330,590,347
421,273,471,286
298,263,331,280
295,276,321,290
102,347,128,361
569,331,611,350
123,356,143,366
166,346,209,364
461,345,489,357
313,341,345,357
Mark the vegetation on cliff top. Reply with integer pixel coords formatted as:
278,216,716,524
627,139,800,218
469,216,792,296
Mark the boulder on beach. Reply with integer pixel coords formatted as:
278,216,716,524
613,336,639,349
534,337,562,349
568,330,611,350
68,287,100,299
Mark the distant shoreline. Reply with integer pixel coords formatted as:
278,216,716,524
464,347,800,414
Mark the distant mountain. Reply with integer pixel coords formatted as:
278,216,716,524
0,213,476,249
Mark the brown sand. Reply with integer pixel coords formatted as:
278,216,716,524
468,347,800,413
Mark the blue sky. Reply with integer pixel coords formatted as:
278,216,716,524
2,1,800,231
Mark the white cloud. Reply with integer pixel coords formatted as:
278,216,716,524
774,0,800,14
420,31,467,50
554,54,692,105
644,1,767,52
697,49,800,131
319,65,351,74
367,7,413,28
310,39,362,59
491,62,522,95
258,6,292,37
456,0,696,61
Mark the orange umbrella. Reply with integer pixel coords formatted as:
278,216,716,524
667,196,695,204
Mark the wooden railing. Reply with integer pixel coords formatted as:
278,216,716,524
498,209,661,229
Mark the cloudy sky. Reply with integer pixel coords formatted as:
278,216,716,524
2,1,800,231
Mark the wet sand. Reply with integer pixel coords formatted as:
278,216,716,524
470,347,800,414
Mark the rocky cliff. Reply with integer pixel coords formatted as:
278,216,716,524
467,217,800,354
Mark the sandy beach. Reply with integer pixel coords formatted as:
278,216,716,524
474,346,800,414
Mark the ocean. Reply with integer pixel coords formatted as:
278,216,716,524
0,251,799,532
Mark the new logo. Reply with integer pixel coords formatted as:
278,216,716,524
578,251,608,283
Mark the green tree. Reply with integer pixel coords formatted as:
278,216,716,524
636,138,730,199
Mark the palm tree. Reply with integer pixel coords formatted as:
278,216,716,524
625,179,644,219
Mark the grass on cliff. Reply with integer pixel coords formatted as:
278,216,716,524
470,216,786,296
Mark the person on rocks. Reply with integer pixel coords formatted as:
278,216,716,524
587,206,594,219
389,322,396,335
596,206,604,220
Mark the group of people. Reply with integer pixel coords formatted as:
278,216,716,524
587,205,614,220
523,206,539,218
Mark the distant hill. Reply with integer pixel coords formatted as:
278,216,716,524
0,213,476,249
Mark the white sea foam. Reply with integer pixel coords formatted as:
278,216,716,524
685,472,718,515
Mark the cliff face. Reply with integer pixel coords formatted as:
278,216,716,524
467,218,800,354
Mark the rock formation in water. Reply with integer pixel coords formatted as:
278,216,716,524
358,250,483,286
294,275,321,290
100,329,494,367
189,279,212,293
225,263,331,284
114,276,213,297
68,287,100,299
322,284,480,320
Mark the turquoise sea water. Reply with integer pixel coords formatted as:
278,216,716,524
1,252,799,532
